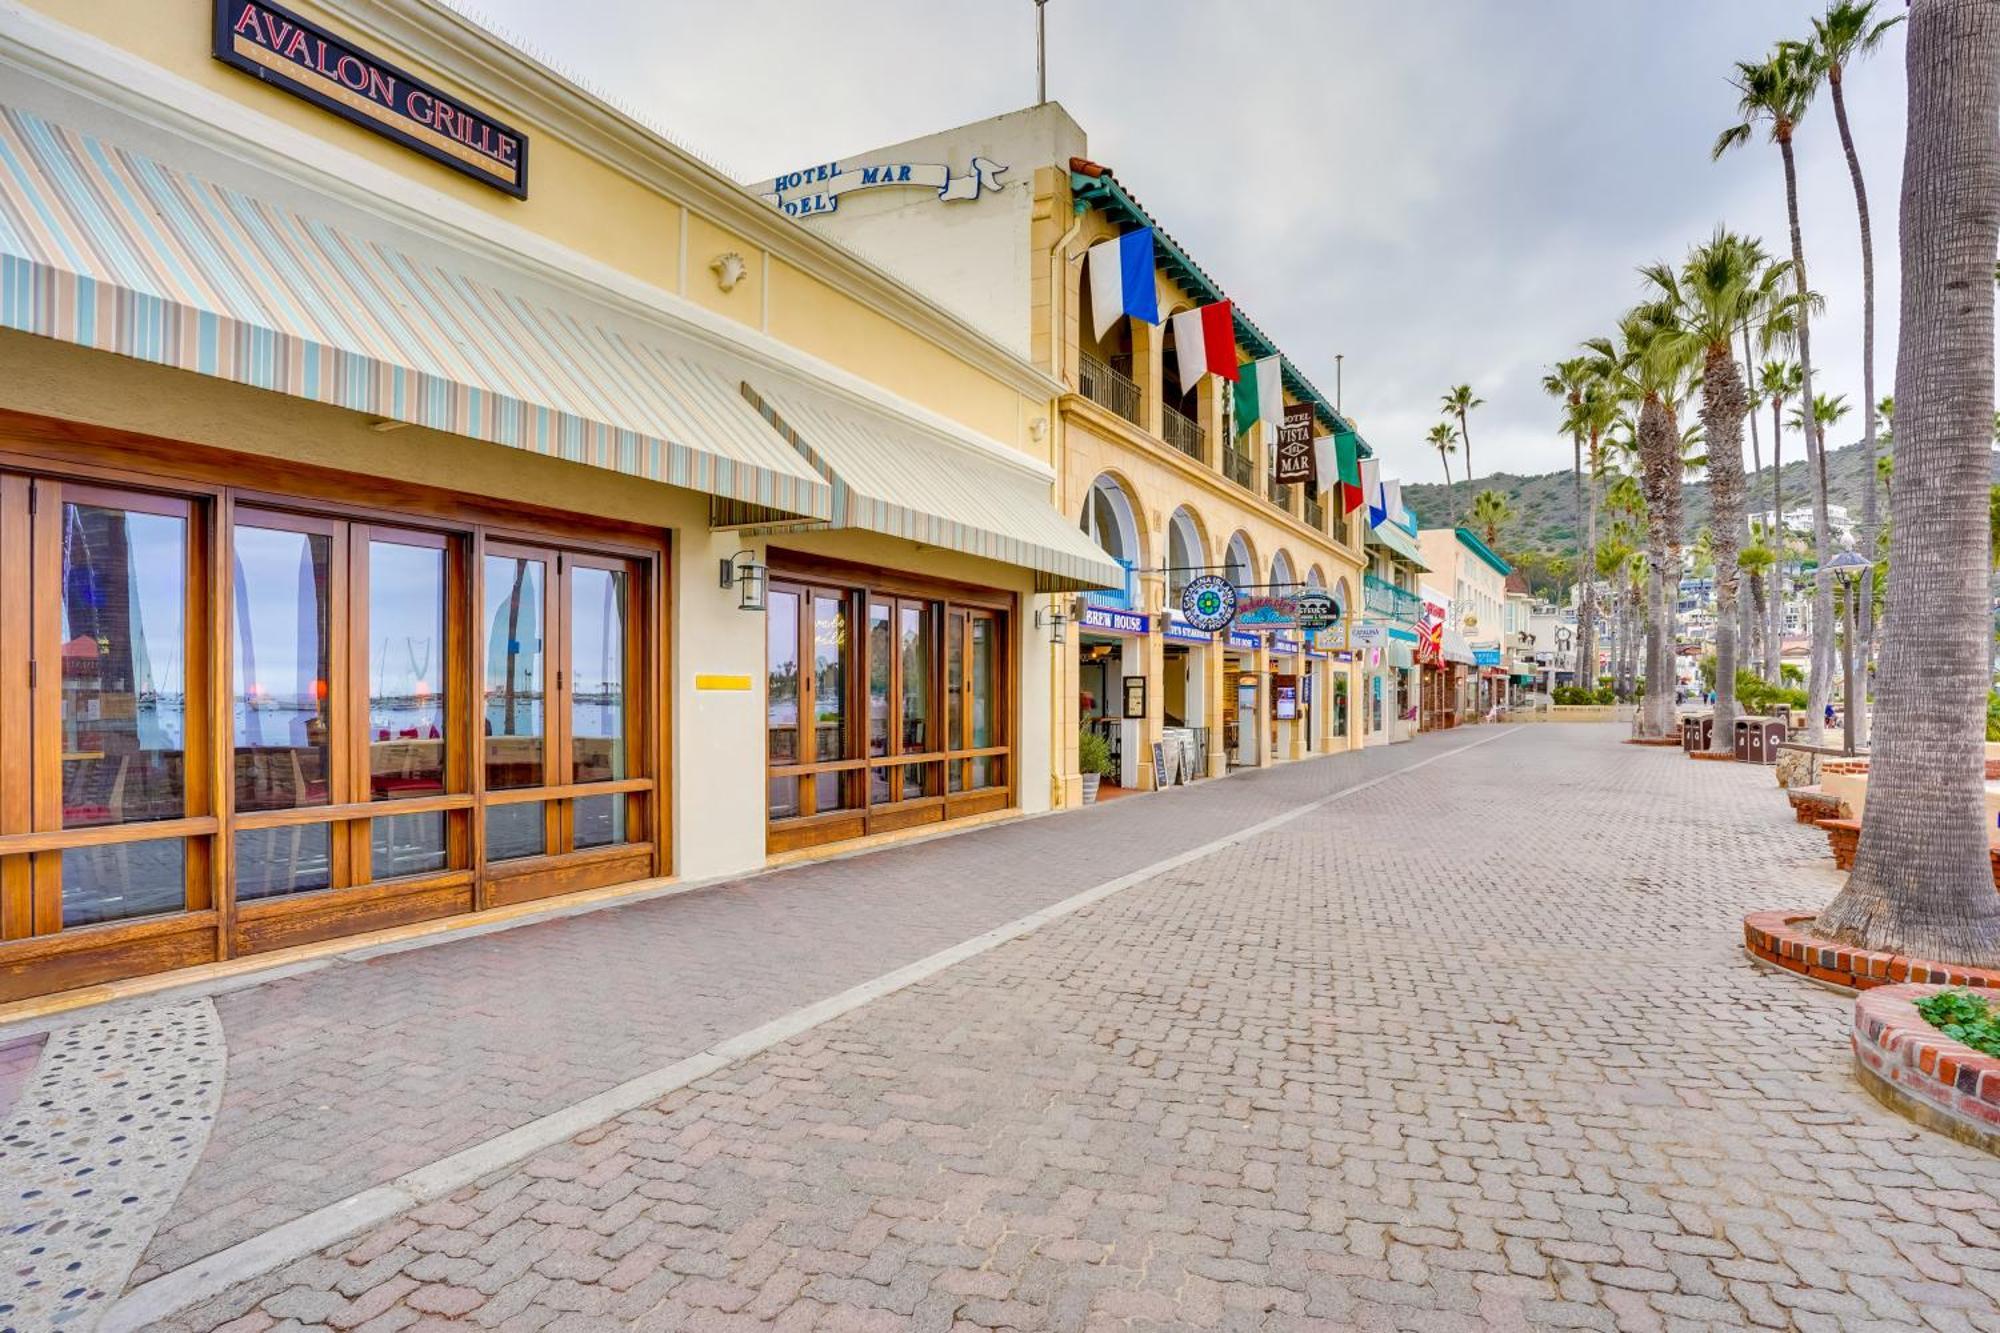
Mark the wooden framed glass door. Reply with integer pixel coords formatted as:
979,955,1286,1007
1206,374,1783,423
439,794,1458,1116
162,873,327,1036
478,542,650,906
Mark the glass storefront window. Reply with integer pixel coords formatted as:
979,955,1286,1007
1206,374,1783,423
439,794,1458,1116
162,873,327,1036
236,824,333,901
968,615,1000,789
483,554,546,791
571,565,626,784
573,793,625,850
486,802,544,861
900,604,930,755
59,839,186,929
59,500,188,828
812,593,848,762
233,523,333,813
867,602,891,805
367,540,446,801
371,811,446,880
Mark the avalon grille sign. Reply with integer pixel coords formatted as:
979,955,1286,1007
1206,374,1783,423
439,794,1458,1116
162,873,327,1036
214,0,529,198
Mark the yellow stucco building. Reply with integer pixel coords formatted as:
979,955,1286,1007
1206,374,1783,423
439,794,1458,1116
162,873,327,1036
0,0,1120,1000
763,103,1374,806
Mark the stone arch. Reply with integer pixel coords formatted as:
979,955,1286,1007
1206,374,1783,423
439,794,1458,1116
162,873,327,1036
1306,564,1328,590
1080,471,1147,573
1270,549,1297,589
1225,530,1257,588
1166,506,1210,601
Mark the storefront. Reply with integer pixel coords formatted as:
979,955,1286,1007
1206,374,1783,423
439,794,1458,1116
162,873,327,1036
0,2,1121,1000
1076,603,1147,794
766,556,1013,852
1161,617,1215,782
1224,629,1263,768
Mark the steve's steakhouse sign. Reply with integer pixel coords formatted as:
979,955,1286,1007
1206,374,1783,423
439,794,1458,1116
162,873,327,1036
213,0,528,197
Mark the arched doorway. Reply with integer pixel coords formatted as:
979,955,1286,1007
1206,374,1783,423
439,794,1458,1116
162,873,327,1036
1079,473,1147,792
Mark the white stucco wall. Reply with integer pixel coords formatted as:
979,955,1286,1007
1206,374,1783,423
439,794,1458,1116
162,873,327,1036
747,103,1089,359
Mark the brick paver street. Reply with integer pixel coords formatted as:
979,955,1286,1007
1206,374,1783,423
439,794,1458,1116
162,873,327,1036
120,724,2000,1332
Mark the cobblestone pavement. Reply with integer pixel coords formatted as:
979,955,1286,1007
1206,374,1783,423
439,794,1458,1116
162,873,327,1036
144,724,2000,1332
137,728,1500,1283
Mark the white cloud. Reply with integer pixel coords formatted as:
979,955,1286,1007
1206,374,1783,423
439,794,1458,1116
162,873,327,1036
456,0,1921,498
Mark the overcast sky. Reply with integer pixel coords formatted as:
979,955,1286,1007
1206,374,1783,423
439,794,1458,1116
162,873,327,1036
452,0,1909,490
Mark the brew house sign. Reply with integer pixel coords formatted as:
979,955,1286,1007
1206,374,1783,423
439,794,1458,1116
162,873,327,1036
214,0,529,197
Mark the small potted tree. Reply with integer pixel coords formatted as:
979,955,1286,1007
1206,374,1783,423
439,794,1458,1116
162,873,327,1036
1078,726,1114,804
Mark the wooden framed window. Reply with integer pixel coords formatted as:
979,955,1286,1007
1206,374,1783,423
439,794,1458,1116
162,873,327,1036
767,558,1012,853
0,414,668,1002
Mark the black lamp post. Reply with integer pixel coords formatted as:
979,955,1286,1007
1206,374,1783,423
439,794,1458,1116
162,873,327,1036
1823,548,1874,757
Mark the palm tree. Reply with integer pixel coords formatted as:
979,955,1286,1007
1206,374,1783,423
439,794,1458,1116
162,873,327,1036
1814,0,2000,966
1803,1,1903,731
1717,42,1832,742
1586,300,1696,738
1741,530,1778,676
1647,230,1790,752
1425,422,1461,522
1543,357,1599,677
1758,359,1805,681
1470,489,1516,548
1441,385,1485,488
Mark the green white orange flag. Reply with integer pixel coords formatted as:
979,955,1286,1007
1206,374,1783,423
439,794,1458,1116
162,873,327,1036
1234,356,1282,437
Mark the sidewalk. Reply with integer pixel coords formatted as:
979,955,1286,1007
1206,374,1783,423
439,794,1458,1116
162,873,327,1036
60,733,1484,1290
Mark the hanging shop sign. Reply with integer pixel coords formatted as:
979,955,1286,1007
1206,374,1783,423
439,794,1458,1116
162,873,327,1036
1270,637,1304,657
1162,617,1214,645
1235,590,1301,628
1179,575,1238,632
1350,624,1385,646
1228,630,1262,651
1293,589,1336,630
214,0,529,197
1274,403,1316,485
760,156,1008,218
1079,605,1149,636
1473,647,1504,667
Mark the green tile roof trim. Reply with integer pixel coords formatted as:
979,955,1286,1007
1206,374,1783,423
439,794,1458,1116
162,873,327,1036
1455,526,1513,577
1069,167,1369,456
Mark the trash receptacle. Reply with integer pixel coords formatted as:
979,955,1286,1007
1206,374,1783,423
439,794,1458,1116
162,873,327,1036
1682,715,1701,753
1749,717,1785,764
1734,718,1754,762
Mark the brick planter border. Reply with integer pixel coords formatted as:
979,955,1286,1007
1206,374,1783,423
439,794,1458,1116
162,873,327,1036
1688,751,1737,762
1623,736,1681,748
1742,911,2000,992
1853,984,2000,1155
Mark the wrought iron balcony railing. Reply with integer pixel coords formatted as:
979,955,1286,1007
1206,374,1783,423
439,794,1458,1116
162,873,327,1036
1364,571,1425,624
1162,402,1204,460
1223,446,1255,491
1078,350,1141,427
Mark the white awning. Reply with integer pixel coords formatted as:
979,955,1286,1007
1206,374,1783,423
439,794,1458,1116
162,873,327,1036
744,379,1125,593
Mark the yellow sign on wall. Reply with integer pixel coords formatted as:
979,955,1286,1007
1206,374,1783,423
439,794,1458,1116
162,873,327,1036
694,674,753,692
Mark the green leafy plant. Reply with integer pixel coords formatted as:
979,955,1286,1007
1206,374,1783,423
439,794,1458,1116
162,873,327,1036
1552,685,1616,705
1987,691,2000,742
1914,989,2000,1061
1077,727,1115,778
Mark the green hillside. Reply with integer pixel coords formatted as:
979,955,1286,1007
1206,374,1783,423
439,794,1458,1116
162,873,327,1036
1398,438,1988,554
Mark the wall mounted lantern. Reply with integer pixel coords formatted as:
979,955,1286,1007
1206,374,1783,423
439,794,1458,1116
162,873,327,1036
720,550,768,612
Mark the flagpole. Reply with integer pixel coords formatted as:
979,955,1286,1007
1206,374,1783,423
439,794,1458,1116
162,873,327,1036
1334,354,1343,414
1035,0,1048,106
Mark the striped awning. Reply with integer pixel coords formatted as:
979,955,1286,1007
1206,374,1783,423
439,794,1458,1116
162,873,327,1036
743,380,1124,593
1367,520,1428,570
0,105,832,523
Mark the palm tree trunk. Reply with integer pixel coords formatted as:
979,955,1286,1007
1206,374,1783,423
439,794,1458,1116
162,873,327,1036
1459,412,1473,491
1437,450,1458,525
1815,0,2000,966
1778,128,1831,745
1637,396,1679,737
1830,63,1880,749
1703,345,1749,752
1740,323,1765,676
1768,390,1786,684
1582,435,1601,689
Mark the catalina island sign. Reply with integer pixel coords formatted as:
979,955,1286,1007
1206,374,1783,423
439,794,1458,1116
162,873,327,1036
760,156,1008,218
